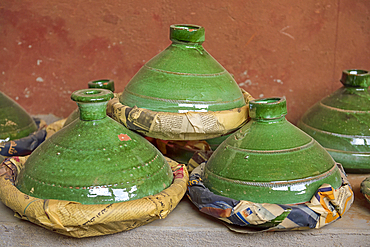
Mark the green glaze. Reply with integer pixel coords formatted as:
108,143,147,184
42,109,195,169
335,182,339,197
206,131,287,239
119,24,246,113
17,89,173,205
63,109,79,127
0,92,37,142
87,79,115,92
297,69,370,173
205,133,233,151
249,97,287,119
203,97,342,204
64,79,115,127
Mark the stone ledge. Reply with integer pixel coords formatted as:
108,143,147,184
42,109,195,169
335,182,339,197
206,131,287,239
1,174,369,246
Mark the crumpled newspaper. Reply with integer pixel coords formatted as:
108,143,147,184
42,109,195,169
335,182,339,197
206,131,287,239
107,90,253,141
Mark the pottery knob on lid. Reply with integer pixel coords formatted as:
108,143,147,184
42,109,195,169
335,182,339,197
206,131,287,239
170,24,205,44
297,69,370,173
203,97,342,204
248,97,287,119
119,24,246,114
87,79,115,92
340,69,370,88
17,89,173,204
64,79,115,127
0,92,38,142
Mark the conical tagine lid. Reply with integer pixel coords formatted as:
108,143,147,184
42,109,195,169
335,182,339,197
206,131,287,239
298,69,370,172
0,92,38,142
119,24,246,113
203,97,342,204
17,89,173,204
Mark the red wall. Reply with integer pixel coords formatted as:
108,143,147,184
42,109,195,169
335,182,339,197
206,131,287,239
1,0,369,124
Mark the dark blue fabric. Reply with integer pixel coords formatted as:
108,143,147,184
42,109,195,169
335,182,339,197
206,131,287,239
187,170,322,229
0,118,47,156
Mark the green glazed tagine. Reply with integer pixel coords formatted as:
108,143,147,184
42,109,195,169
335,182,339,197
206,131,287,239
86,79,115,92
0,92,38,142
63,79,115,127
205,132,234,151
203,97,342,204
297,69,370,173
119,24,246,113
17,89,173,204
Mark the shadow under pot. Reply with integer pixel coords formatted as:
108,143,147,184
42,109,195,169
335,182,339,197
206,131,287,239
203,97,343,205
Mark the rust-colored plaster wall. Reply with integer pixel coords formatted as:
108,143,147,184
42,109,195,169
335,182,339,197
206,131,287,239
1,0,369,124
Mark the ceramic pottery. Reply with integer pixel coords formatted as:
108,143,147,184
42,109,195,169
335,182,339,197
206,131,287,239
64,79,115,127
203,97,342,204
17,89,173,204
87,79,115,92
297,69,370,173
205,133,233,151
0,92,38,142
119,24,246,113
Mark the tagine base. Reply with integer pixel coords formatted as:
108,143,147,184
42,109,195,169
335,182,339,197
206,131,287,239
108,92,252,141
0,173,369,245
0,156,188,238
187,163,353,232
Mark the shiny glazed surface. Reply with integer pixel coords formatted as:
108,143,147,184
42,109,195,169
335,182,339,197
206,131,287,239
119,24,246,113
0,92,37,142
205,133,232,151
298,69,370,172
17,89,173,204
64,79,115,127
203,97,342,204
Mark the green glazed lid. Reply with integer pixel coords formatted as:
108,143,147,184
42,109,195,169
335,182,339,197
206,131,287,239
17,89,174,204
297,69,370,172
0,92,38,142
203,97,342,204
340,69,370,88
87,79,115,92
64,79,115,127
205,134,232,151
119,24,246,113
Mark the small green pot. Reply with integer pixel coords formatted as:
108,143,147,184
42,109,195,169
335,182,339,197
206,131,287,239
298,69,370,173
203,97,342,204
17,89,173,204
